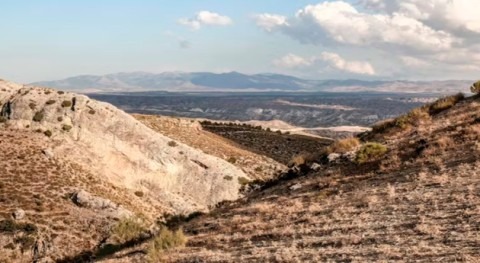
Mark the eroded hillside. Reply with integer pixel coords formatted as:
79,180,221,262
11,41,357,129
152,94,480,262
134,115,285,181
0,79,263,262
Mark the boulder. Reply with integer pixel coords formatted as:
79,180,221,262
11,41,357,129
12,209,25,220
72,189,132,219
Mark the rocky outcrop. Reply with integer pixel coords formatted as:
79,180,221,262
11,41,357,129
0,79,249,215
72,189,132,219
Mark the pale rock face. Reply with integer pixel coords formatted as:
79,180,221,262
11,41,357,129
0,80,249,214
72,189,132,219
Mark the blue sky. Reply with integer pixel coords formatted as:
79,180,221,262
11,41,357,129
2,0,480,82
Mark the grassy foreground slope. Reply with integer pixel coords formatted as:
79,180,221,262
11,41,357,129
159,94,480,262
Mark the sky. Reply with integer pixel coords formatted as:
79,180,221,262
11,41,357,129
2,0,480,83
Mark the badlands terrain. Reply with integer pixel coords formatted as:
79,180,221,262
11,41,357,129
0,77,479,262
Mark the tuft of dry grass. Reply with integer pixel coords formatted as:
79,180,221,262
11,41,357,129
356,142,388,164
147,226,187,262
428,93,464,115
110,217,146,243
327,137,360,154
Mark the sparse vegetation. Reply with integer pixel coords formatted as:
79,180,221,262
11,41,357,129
46,100,56,105
224,175,233,181
134,191,144,197
88,109,96,115
110,217,146,243
28,102,36,110
61,100,72,108
227,157,237,164
0,116,6,123
32,111,44,122
327,137,360,154
238,176,250,185
62,124,72,132
428,93,464,115
44,130,52,137
57,91,65,95
356,142,388,164
168,141,178,147
57,116,63,122
147,226,187,262
0,219,37,234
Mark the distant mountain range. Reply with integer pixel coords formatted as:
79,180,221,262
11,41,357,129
31,71,473,94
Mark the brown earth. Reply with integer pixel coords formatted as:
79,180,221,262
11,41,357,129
200,122,332,165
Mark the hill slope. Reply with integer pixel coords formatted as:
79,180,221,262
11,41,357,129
153,94,479,262
0,79,257,262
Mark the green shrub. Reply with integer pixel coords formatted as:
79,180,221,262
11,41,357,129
147,227,187,262
32,111,44,122
356,143,388,164
44,130,52,137
61,100,72,108
62,125,72,132
110,217,146,243
46,100,56,105
238,176,250,185
168,141,178,147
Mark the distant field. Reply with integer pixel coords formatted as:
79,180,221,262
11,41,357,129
90,92,438,127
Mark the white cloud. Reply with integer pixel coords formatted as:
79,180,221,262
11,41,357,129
400,56,430,68
259,1,458,51
320,52,376,75
273,53,312,68
179,11,232,30
362,0,480,34
274,52,376,75
254,14,288,32
258,1,480,79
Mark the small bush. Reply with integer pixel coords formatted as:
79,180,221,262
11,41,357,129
57,91,65,95
134,191,144,197
168,141,178,147
0,116,6,123
45,100,56,105
62,125,72,132
88,109,96,115
428,93,464,115
28,102,36,110
327,137,360,154
14,236,35,250
110,217,146,243
57,116,63,122
223,175,233,181
44,130,52,137
356,143,388,164
227,157,237,164
32,111,44,122
238,177,250,185
147,227,187,262
0,220,37,234
61,100,72,108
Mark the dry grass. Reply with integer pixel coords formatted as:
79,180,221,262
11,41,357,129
327,137,360,154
